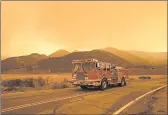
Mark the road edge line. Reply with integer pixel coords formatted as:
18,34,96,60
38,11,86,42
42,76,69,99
112,85,167,115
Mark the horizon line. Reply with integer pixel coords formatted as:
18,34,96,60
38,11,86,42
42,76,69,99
2,47,167,60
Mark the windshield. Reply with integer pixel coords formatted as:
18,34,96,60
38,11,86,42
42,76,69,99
82,62,95,73
73,63,81,72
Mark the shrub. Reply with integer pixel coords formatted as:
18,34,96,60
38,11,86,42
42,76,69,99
32,77,46,88
38,77,46,86
1,77,46,89
2,79,23,87
1,77,72,92
23,78,34,87
51,79,72,89
138,76,151,79
3,87,17,91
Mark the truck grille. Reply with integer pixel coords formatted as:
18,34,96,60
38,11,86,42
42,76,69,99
76,72,85,80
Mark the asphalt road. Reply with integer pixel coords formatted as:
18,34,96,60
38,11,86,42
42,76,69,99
1,78,167,115
121,86,167,115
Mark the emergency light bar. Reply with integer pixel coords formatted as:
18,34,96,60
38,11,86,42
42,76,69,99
115,66,124,69
72,58,99,63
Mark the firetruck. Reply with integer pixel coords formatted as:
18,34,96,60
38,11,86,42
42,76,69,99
71,59,129,90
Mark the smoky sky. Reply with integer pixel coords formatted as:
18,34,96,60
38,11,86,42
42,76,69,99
2,1,167,58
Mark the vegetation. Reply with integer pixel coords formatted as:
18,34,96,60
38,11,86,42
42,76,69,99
51,78,72,89
2,77,46,91
1,74,72,92
138,76,151,79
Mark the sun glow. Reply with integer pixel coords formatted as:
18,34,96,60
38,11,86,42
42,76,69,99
7,34,62,56
34,41,60,55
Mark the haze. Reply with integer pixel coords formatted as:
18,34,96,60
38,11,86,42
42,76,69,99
1,1,167,59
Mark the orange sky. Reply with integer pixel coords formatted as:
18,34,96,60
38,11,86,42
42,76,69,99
1,1,167,58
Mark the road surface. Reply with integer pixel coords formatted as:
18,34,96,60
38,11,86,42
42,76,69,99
1,78,167,115
121,85,167,115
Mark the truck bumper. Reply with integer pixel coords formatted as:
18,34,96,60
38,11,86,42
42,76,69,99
70,80,101,87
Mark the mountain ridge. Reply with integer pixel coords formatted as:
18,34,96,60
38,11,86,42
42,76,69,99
1,48,167,73
49,49,70,58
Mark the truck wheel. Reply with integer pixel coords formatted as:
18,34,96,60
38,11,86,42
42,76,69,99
119,78,125,87
80,86,87,89
124,80,127,86
100,79,108,91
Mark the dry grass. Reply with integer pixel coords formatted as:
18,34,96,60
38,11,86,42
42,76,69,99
2,74,166,82
51,78,73,89
1,74,166,93
1,73,72,92
1,73,72,83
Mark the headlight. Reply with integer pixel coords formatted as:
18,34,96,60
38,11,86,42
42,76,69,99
73,74,76,77
72,74,76,79
85,77,88,80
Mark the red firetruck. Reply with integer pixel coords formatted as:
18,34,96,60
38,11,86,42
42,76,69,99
71,59,129,90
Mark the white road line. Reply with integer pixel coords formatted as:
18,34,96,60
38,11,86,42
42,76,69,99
2,91,100,113
112,85,167,115
3,85,167,113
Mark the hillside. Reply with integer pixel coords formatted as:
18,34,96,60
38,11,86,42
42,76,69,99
1,53,48,72
102,47,151,66
128,51,167,66
49,49,70,58
1,49,166,74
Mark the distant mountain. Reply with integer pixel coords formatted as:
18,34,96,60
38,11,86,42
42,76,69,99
128,51,167,66
1,48,167,74
49,49,70,58
1,56,8,60
36,50,133,73
1,53,48,72
102,47,151,66
72,50,79,52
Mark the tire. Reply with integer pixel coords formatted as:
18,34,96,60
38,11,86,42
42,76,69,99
119,78,125,87
80,86,87,89
124,80,127,86
100,79,108,91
